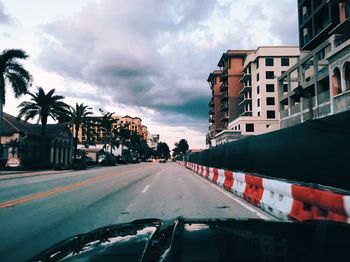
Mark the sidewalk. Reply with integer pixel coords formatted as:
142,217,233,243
0,169,73,181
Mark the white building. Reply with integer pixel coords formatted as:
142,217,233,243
147,134,159,150
215,46,300,145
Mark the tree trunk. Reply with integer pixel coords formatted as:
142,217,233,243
41,118,47,167
73,123,79,161
0,100,3,159
0,76,4,158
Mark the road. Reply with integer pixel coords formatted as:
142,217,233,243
0,162,272,261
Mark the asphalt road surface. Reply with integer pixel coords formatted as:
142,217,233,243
0,162,272,261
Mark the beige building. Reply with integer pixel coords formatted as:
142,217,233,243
75,115,148,143
214,46,300,145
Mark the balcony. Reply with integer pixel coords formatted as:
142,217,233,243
239,97,252,105
208,98,214,107
220,82,228,92
239,85,252,94
221,114,229,122
239,73,251,83
220,102,229,112
240,111,252,117
220,92,228,102
209,116,215,123
208,107,214,115
220,73,228,81
329,19,350,35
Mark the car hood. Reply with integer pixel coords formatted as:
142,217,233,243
28,217,350,262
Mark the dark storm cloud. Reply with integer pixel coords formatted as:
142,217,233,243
37,0,298,132
0,1,11,24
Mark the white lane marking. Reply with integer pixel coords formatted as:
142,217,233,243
192,173,271,220
141,185,150,194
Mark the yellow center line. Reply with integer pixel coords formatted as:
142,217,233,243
0,164,155,209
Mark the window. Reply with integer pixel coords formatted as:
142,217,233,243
266,71,274,79
266,97,275,105
246,123,254,132
318,49,325,60
257,98,260,107
257,86,260,94
266,84,275,92
256,59,259,69
257,112,260,116
281,58,290,66
266,58,274,66
257,73,259,82
229,58,231,69
283,84,288,92
267,110,276,119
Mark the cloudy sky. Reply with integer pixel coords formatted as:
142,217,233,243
0,0,298,149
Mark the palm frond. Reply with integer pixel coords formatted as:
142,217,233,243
0,49,29,63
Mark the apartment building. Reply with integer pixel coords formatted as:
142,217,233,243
206,70,225,146
278,0,350,128
217,50,254,127
213,47,299,145
230,47,300,134
75,115,148,143
207,50,253,146
147,134,160,150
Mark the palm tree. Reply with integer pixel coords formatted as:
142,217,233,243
68,103,93,161
98,111,119,155
0,49,32,155
17,87,70,163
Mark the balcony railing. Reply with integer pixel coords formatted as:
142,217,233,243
239,85,252,94
239,73,251,83
239,97,252,105
220,82,228,92
220,102,229,112
220,92,228,102
240,111,252,117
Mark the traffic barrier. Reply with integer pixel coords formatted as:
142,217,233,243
260,179,293,221
177,161,350,223
243,175,264,207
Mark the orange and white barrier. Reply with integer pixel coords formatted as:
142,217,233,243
177,161,350,223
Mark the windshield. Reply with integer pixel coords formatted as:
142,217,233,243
0,0,349,261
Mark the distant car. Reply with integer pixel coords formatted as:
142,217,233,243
159,159,166,163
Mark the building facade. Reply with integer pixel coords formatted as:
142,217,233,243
147,133,160,150
217,50,254,128
206,70,225,146
278,0,350,128
211,47,300,146
1,112,73,168
75,114,148,143
228,46,300,136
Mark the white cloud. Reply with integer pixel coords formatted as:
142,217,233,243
0,0,298,149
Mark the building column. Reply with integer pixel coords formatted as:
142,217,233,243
50,146,54,163
55,146,59,164
341,67,347,93
64,148,68,166
60,147,64,164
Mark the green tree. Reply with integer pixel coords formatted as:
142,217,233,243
0,49,32,155
97,111,119,155
156,142,170,159
17,87,70,164
68,103,93,161
172,139,189,158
